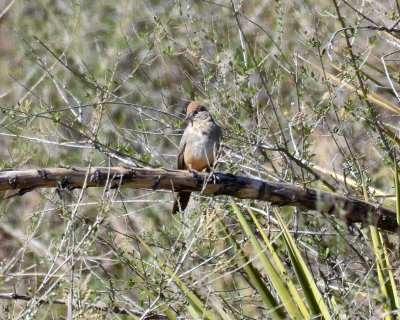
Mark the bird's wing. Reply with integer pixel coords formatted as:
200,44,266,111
177,127,189,169
177,142,186,169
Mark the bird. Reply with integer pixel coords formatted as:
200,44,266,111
172,101,222,214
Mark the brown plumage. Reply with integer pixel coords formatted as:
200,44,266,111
172,101,222,214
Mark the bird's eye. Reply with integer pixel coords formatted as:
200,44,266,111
193,110,198,115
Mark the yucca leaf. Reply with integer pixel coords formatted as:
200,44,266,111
246,206,311,319
230,198,304,319
395,154,400,246
274,209,331,319
370,226,399,318
223,220,287,319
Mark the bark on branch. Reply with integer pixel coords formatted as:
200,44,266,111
0,166,397,232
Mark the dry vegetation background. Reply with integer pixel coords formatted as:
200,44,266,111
1,0,400,319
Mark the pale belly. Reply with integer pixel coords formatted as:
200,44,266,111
183,131,216,170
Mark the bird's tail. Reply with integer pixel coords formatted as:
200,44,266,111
172,192,191,214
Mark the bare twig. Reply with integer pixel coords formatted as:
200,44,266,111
0,292,167,319
327,25,400,61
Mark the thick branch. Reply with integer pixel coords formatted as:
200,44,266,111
0,166,397,232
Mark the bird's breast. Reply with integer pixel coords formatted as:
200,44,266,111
183,126,218,171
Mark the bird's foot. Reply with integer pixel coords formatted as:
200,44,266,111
188,168,202,186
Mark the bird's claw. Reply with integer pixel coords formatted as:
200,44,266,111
188,168,202,186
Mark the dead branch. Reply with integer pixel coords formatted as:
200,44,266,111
0,166,397,232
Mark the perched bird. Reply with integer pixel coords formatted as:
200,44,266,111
172,101,222,214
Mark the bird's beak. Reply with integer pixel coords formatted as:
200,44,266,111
184,113,192,122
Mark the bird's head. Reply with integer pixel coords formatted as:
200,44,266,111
185,101,209,123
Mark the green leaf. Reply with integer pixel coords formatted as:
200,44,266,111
274,208,330,319
223,220,286,319
246,206,310,319
230,198,304,319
